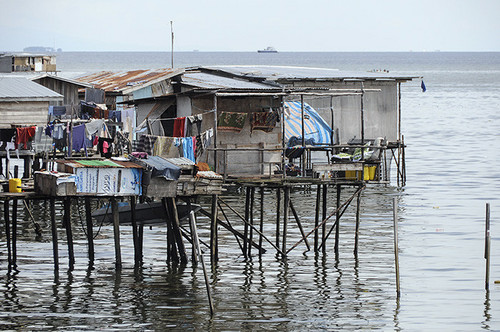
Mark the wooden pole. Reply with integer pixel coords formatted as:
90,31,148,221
322,184,327,255
210,194,218,263
334,185,341,255
301,95,306,175
130,196,141,266
354,188,362,257
393,197,401,297
138,216,144,264
213,95,218,173
248,187,255,258
169,197,188,265
187,199,198,265
50,198,59,271
162,197,178,263
111,198,122,269
314,184,321,253
282,186,290,257
11,197,18,268
259,187,264,257
275,187,281,250
485,203,491,291
84,197,94,264
188,208,214,315
289,200,311,251
4,199,11,270
243,186,250,259
63,197,75,270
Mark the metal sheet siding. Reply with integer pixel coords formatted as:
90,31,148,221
0,77,63,100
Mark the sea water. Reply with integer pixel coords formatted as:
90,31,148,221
0,52,498,330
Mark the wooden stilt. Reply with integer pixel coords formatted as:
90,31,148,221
111,198,121,269
282,186,290,257
275,187,281,251
335,185,341,255
289,200,311,251
322,184,327,255
50,198,59,271
84,197,94,264
162,197,178,263
314,184,321,252
188,208,214,315
138,221,144,264
11,197,18,268
4,199,11,269
187,199,198,265
63,197,74,270
393,197,400,297
259,187,264,258
130,196,140,266
248,187,255,258
169,197,188,265
210,194,218,263
242,187,250,259
354,188,362,257
485,203,491,291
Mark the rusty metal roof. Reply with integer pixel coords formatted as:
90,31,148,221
75,68,183,94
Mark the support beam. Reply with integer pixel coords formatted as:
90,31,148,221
84,197,94,264
111,198,121,269
63,197,74,270
50,198,59,271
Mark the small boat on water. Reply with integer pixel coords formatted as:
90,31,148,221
258,46,278,53
92,201,201,225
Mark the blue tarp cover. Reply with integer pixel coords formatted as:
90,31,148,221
284,101,333,146
140,156,181,180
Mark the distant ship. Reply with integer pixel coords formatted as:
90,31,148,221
258,46,278,53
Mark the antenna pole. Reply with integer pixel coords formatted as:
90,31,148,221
170,21,174,68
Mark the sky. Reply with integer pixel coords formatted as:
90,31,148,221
1,0,499,52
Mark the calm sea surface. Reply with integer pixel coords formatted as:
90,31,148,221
0,52,499,331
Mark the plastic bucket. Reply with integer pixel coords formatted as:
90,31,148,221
9,178,22,193
363,166,377,180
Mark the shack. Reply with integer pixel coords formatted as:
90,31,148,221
0,53,57,73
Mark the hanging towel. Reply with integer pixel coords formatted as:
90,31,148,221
52,124,65,140
137,134,158,155
181,136,195,162
217,112,247,132
15,126,37,149
173,117,186,137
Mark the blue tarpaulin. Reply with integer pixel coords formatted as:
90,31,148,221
138,156,181,180
283,101,333,146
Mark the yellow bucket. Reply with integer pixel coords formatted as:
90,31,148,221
345,170,357,180
9,178,22,193
364,166,377,181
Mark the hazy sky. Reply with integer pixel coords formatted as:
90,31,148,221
1,0,499,52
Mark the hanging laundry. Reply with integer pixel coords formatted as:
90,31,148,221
153,136,180,158
15,126,36,149
137,134,157,155
186,114,203,136
72,124,87,152
85,119,105,139
53,123,65,140
217,112,247,132
108,110,122,122
98,137,114,158
173,117,186,137
181,136,196,162
122,108,135,133
115,131,130,155
48,106,67,117
251,110,278,133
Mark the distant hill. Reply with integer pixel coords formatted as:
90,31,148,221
23,46,61,53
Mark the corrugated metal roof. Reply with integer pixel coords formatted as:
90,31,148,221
76,68,183,94
201,65,419,81
0,77,63,101
0,72,93,88
182,72,278,90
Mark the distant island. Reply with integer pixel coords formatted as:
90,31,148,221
23,46,62,53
